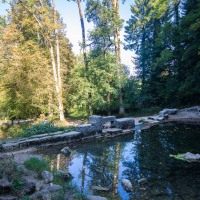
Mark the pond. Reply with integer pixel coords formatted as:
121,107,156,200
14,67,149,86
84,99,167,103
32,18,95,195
36,122,200,200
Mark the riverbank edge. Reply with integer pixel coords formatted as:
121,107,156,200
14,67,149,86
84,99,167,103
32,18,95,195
1,114,200,153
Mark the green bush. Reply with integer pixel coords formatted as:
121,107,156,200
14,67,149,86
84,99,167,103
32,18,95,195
23,122,65,136
1,124,25,138
24,157,50,176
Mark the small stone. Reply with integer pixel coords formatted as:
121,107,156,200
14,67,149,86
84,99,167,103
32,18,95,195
41,171,53,184
121,179,133,192
0,179,12,194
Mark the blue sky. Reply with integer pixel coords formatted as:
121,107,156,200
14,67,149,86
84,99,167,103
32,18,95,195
0,0,135,70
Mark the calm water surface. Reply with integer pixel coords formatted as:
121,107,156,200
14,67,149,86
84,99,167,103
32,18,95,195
37,123,200,200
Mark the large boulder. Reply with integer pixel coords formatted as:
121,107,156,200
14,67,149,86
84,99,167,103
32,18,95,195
159,108,178,117
76,124,91,134
114,118,135,129
89,115,104,124
121,179,133,192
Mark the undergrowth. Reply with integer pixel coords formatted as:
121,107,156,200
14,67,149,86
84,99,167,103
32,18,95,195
1,121,75,139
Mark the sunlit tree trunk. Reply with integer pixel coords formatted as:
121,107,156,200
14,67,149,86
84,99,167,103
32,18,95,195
21,1,65,121
52,0,65,121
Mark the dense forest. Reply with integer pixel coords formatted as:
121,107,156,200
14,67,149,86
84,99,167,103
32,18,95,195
0,0,199,121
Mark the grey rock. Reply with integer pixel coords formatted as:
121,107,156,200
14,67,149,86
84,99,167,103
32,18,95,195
86,195,108,200
89,115,103,124
102,116,116,124
47,184,62,192
0,179,12,194
121,179,133,192
24,180,36,195
61,146,71,156
41,171,53,184
114,118,135,129
159,108,178,117
36,189,51,200
76,124,92,134
0,195,18,200
182,152,200,160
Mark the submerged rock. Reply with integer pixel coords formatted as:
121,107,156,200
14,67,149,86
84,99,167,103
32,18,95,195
121,179,133,192
138,178,147,184
182,152,200,161
170,152,200,162
91,185,109,191
61,146,71,156
86,195,108,200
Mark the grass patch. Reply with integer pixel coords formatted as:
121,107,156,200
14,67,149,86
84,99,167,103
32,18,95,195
24,157,50,176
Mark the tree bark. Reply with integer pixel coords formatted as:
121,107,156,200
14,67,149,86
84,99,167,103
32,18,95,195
52,0,65,121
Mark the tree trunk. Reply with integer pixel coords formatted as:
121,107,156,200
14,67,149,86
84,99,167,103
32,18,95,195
107,92,111,116
77,0,92,116
112,0,124,116
49,42,65,121
52,0,65,121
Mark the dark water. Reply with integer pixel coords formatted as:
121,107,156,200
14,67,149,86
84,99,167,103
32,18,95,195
37,123,200,200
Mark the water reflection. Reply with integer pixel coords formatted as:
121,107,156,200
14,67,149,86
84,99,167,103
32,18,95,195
37,123,200,199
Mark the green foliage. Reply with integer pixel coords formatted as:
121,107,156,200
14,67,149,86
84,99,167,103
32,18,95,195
125,0,200,109
1,121,75,139
24,157,50,176
2,124,25,138
23,122,65,136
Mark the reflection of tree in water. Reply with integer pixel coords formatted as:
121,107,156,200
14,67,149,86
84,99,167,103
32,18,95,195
44,152,72,171
122,124,200,199
79,142,122,199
